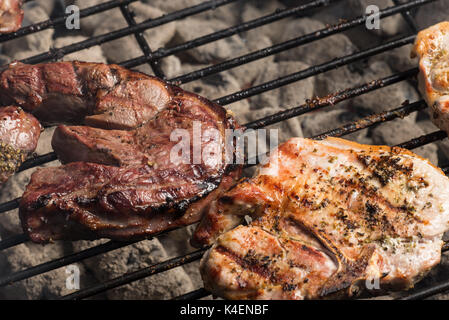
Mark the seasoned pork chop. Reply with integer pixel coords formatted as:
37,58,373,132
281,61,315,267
412,21,449,134
197,137,449,299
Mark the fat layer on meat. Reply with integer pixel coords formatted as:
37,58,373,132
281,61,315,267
197,137,449,299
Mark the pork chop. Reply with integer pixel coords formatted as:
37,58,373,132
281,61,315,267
197,137,449,299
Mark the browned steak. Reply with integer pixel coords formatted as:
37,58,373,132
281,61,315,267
0,0,23,34
0,61,175,129
51,90,231,167
19,82,242,243
0,106,41,184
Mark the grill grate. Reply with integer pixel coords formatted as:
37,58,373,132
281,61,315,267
13,1,429,175
0,0,447,300
0,0,140,43
118,3,166,78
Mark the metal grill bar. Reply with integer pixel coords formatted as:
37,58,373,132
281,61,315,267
0,0,444,301
60,248,208,300
20,0,239,64
0,0,140,43
395,130,448,149
169,0,432,85
174,288,210,301
0,240,137,287
0,198,20,214
399,282,449,300
245,68,418,129
312,100,427,140
392,0,419,33
18,153,58,172
214,35,416,106
0,234,28,251
118,0,337,69
119,4,166,78
0,224,196,285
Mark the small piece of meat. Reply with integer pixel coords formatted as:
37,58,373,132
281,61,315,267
20,89,242,243
412,21,449,134
197,137,449,299
0,0,23,34
0,106,41,184
0,61,175,129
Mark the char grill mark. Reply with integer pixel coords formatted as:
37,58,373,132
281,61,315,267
214,245,275,282
0,106,41,184
0,0,23,34
200,225,337,300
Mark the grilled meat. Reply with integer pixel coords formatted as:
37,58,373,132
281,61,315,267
412,21,449,134
20,88,242,243
0,106,40,184
0,61,177,129
197,137,449,299
51,90,232,166
0,0,23,34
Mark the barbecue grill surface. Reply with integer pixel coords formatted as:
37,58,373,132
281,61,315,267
0,0,448,300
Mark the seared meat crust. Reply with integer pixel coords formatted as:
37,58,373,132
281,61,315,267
0,61,177,129
19,81,242,243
